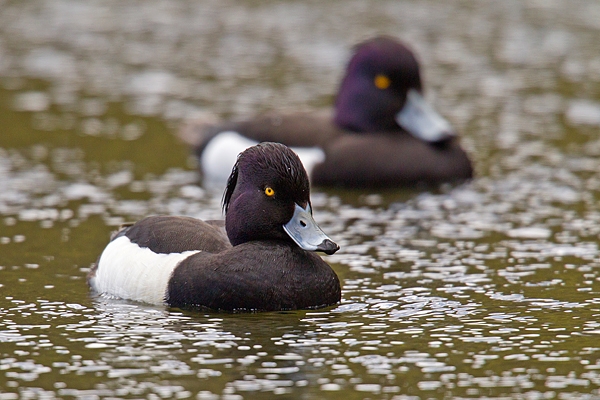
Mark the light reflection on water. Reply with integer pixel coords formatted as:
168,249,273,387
2,288,600,398
2,145,600,399
1,0,600,398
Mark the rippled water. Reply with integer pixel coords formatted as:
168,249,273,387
1,0,600,398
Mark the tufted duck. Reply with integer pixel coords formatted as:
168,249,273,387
180,36,472,188
88,142,341,311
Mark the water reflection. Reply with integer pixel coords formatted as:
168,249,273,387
2,129,600,397
2,272,600,398
2,0,600,398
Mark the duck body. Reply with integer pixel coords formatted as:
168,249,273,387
182,36,473,189
168,240,340,311
88,143,341,311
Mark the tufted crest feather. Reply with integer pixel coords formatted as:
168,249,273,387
222,142,309,212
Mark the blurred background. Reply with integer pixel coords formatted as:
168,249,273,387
1,0,600,398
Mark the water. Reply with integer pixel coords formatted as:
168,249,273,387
1,0,600,398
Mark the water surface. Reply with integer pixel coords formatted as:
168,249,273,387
1,0,600,398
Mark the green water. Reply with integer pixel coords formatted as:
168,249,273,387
1,0,600,398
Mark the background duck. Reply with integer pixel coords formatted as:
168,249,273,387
180,36,473,189
88,142,341,312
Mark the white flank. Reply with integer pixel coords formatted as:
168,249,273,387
202,131,258,184
202,130,325,186
90,236,200,305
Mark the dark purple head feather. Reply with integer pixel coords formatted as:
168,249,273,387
334,36,422,132
222,142,309,213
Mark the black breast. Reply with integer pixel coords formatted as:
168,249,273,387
167,241,341,311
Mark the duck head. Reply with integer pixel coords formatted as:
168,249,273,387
334,36,455,143
223,142,339,255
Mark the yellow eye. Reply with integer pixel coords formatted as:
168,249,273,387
265,187,275,197
374,74,391,90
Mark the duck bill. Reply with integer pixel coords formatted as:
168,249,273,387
395,89,456,143
283,204,340,255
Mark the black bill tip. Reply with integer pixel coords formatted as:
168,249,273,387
317,239,340,255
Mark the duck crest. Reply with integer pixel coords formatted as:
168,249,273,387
222,160,239,213
223,142,309,212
